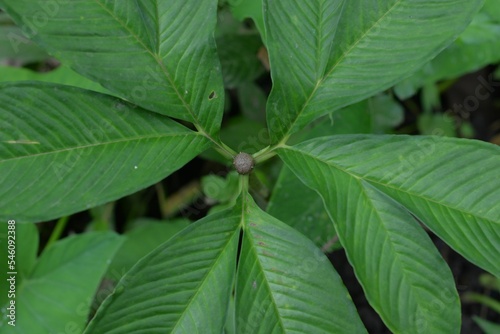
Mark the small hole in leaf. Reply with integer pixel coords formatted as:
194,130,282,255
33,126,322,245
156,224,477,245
208,91,217,100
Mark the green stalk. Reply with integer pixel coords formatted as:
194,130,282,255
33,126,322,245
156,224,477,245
45,215,69,249
464,293,500,314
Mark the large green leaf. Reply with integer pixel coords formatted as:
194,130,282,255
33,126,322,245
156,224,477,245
267,98,399,251
395,7,500,99
84,208,240,333
277,135,500,276
236,194,366,333
0,222,38,308
0,83,211,222
264,0,485,143
0,232,123,334
105,218,190,281
2,0,224,135
277,137,496,332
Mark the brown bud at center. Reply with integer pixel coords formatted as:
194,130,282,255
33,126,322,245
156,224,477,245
233,152,254,175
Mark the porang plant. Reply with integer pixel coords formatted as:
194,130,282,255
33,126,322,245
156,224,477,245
0,1,499,333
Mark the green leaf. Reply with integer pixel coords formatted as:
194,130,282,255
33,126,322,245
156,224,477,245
296,94,404,138
221,116,268,153
12,223,38,281
483,0,500,20
0,83,211,222
228,0,266,40
368,94,405,133
418,113,457,137
105,218,190,280
84,208,240,333
202,172,240,203
473,316,500,334
0,232,123,333
236,194,366,333
216,8,243,37
238,82,267,125
459,122,475,138
264,0,484,143
420,83,441,113
0,65,111,94
304,102,373,139
278,138,469,333
224,294,237,334
217,34,264,88
268,101,378,251
0,222,38,307
277,135,500,276
395,9,500,99
0,23,49,64
201,115,268,164
267,165,338,251
3,0,224,135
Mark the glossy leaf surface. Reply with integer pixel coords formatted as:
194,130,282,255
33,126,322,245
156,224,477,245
395,5,500,99
0,83,210,222
3,0,225,135
85,209,240,333
278,135,500,332
0,232,123,334
278,135,500,276
236,195,366,333
264,0,484,142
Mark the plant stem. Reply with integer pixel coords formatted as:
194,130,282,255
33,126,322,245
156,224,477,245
196,126,236,159
252,131,291,164
463,293,500,314
253,143,283,164
46,215,69,249
214,141,237,160
238,174,250,196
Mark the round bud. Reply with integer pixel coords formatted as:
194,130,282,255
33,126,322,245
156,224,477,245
233,152,255,175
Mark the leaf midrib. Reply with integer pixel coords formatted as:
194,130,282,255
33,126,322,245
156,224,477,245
286,149,454,331
1,133,198,163
241,200,286,333
94,1,200,126
169,224,240,333
279,0,402,142
281,146,499,225
355,180,433,330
